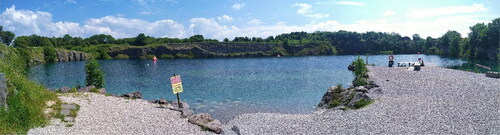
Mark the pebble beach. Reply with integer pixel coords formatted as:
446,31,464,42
28,93,213,135
223,66,500,134
28,66,500,134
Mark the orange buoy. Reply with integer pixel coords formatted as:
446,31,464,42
152,56,158,61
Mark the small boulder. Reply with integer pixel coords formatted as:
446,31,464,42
60,109,71,116
64,117,74,122
61,104,77,109
170,101,190,111
181,109,193,118
98,88,106,94
188,113,222,134
354,86,368,93
373,88,383,94
159,99,168,105
121,91,142,99
78,85,95,92
60,87,71,93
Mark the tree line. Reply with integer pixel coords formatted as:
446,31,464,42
0,17,498,60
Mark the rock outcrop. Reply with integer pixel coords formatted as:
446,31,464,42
56,49,89,62
317,81,379,110
0,73,8,110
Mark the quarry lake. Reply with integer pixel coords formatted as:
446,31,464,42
27,55,497,122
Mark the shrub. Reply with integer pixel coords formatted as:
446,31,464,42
160,54,174,59
43,46,58,63
352,56,368,86
85,59,105,88
114,54,129,59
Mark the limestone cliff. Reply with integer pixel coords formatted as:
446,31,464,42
56,49,90,62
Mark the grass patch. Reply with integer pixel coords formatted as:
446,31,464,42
69,103,80,118
114,54,129,59
201,126,210,131
351,99,374,109
0,44,58,134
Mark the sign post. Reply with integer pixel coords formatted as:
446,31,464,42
170,74,184,108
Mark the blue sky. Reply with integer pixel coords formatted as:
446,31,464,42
0,0,498,40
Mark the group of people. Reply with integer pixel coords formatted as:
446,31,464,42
388,54,424,67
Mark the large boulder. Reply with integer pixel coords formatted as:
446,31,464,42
121,91,142,99
78,85,95,92
317,86,339,109
188,113,222,134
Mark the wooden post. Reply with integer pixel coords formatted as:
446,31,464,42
173,74,183,108
176,93,183,108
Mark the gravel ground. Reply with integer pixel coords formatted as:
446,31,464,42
28,93,213,135
224,66,500,134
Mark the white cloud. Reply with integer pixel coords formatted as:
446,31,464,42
217,15,233,23
64,0,77,4
293,3,312,14
293,3,329,20
0,5,491,42
188,18,238,39
335,1,365,6
407,3,486,18
305,14,330,19
247,19,264,25
232,3,245,10
383,10,395,16
0,6,185,38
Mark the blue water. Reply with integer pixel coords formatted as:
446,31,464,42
28,55,482,122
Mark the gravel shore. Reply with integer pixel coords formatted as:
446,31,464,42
224,66,500,134
28,93,213,134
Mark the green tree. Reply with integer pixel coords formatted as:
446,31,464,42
467,23,488,59
14,36,30,48
43,46,58,63
189,35,204,42
133,33,148,46
85,59,105,88
223,38,229,42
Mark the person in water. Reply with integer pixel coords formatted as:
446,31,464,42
388,55,394,67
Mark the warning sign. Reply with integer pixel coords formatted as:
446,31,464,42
170,75,183,94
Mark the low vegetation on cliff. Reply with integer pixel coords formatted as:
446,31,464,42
0,44,58,134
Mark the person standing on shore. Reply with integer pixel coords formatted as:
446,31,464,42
388,55,394,67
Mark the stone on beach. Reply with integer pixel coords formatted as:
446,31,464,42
188,113,223,134
60,86,71,93
77,85,95,92
121,91,142,99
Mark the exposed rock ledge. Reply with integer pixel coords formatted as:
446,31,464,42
56,49,90,62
